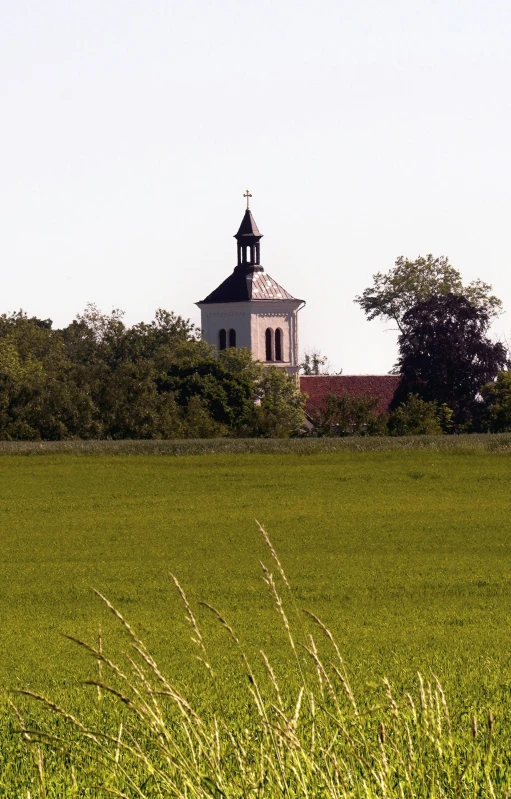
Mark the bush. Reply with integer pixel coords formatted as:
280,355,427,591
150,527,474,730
480,371,511,432
388,394,446,436
311,393,386,436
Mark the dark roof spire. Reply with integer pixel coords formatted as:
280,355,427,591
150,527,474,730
234,209,262,239
197,199,302,305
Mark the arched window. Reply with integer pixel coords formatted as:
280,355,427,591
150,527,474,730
228,328,236,348
265,328,273,361
246,245,250,263
219,329,227,350
275,328,283,361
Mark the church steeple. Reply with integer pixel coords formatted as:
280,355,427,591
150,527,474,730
234,196,263,271
197,194,304,376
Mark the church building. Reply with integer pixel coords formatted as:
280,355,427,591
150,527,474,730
196,194,305,377
197,193,398,419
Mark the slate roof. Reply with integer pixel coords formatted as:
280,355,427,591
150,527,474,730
300,375,400,416
199,270,301,304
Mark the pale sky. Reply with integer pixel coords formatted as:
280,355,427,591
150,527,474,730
1,0,510,374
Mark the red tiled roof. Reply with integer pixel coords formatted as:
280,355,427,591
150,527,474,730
300,375,400,416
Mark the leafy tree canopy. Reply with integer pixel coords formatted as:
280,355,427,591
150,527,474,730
355,255,502,331
392,293,508,425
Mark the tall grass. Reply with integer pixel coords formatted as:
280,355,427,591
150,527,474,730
12,525,511,797
0,433,511,456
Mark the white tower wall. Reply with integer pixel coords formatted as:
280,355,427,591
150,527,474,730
198,300,302,376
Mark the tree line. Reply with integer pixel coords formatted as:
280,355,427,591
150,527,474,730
0,305,305,440
1,254,510,440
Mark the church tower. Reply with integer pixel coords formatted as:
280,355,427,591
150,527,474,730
196,193,305,376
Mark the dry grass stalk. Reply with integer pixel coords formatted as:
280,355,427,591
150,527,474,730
10,526,507,797
256,520,291,590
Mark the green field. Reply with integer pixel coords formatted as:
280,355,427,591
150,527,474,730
3,448,511,795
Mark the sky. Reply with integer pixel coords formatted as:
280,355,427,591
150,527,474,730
1,0,510,374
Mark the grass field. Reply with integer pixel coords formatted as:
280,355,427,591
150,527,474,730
3,447,511,795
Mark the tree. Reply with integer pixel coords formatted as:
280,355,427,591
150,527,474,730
249,367,306,437
300,349,334,375
0,311,98,440
392,293,508,425
60,306,204,439
480,371,511,432
355,255,502,332
157,346,263,435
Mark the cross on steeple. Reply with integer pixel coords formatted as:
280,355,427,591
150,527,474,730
243,189,252,209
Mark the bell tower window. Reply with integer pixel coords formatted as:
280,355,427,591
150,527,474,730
219,329,227,350
265,328,274,361
229,328,236,348
275,328,283,361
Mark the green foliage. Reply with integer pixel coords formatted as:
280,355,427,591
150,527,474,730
250,367,306,437
355,254,502,330
299,348,332,375
311,392,387,436
480,371,511,432
160,347,263,436
0,310,97,440
392,293,508,426
388,394,445,436
0,306,305,440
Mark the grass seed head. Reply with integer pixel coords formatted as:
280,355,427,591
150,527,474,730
378,722,386,745
488,710,494,733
